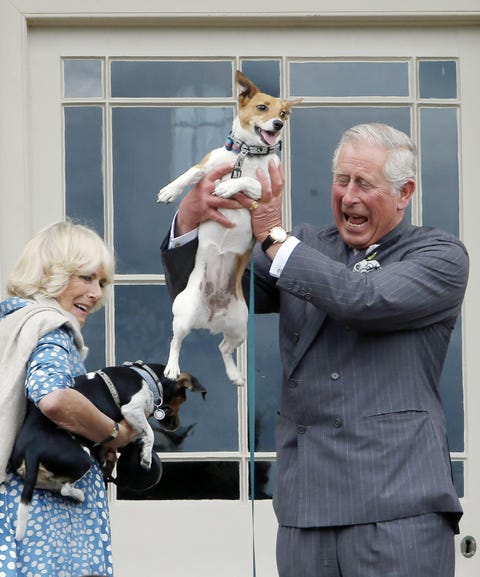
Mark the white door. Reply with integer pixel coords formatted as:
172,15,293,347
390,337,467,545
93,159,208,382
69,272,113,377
22,23,480,577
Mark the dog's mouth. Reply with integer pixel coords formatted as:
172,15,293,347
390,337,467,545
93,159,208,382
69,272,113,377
255,126,279,146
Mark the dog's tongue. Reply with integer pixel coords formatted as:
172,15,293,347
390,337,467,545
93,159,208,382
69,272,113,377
260,130,277,146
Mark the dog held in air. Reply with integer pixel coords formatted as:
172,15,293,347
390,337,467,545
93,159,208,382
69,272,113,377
157,70,301,385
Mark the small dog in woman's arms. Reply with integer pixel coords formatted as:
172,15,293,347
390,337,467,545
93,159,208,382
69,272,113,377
9,360,206,540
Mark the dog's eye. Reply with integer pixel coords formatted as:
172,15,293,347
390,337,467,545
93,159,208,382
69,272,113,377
280,110,288,119
256,104,267,111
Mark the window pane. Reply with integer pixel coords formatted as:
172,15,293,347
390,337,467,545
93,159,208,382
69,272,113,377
64,59,103,98
290,61,409,97
65,106,104,235
251,461,276,500
115,285,239,452
82,308,106,372
290,107,411,228
254,314,282,452
419,60,457,99
111,61,233,98
117,461,240,500
241,60,280,97
418,108,463,453
440,320,464,453
420,107,459,235
451,461,464,498
112,106,233,274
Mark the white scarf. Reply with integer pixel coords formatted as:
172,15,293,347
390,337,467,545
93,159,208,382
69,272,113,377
0,296,87,482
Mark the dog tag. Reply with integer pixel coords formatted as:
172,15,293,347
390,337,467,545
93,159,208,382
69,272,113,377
154,408,166,421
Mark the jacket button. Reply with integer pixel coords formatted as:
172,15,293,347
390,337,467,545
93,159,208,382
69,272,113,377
292,332,300,343
334,418,343,428
297,425,307,434
330,372,340,380
288,379,297,388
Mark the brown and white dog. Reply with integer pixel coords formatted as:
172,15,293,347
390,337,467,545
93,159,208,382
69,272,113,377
157,71,301,385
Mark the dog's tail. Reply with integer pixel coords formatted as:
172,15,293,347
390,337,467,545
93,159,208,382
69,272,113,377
15,456,39,541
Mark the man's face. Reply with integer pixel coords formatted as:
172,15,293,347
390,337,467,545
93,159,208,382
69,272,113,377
332,141,413,250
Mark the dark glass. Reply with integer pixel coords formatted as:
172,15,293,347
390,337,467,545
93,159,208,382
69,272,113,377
112,106,233,274
250,461,276,500
290,107,411,228
65,107,104,235
82,308,106,372
420,107,459,235
117,461,240,500
451,461,464,498
419,60,457,99
114,285,239,452
290,61,409,97
241,60,280,96
253,314,282,452
111,61,232,98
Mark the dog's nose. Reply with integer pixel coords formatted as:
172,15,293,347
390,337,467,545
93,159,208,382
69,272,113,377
273,120,284,132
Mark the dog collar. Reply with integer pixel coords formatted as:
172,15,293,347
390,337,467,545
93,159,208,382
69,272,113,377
123,360,165,419
225,134,282,179
225,134,282,156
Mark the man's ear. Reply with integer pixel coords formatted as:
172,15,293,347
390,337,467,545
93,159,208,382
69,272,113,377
398,179,415,209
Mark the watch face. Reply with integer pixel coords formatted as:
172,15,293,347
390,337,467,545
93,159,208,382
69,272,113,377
271,227,288,242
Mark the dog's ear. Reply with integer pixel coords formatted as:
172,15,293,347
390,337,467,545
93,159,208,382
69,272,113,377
284,97,303,110
177,372,207,399
236,70,259,106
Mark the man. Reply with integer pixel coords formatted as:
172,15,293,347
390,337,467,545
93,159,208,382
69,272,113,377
161,123,469,576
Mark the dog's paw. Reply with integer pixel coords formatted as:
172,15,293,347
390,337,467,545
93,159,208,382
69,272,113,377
214,180,238,198
157,184,182,203
61,483,85,503
164,363,180,381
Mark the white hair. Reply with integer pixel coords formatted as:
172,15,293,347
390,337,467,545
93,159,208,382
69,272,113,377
332,123,417,194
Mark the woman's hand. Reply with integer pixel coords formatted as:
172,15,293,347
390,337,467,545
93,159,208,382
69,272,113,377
175,162,243,235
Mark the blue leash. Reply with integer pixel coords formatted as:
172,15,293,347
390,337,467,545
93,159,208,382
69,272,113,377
248,254,257,576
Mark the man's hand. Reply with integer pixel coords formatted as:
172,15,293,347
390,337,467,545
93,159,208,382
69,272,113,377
234,160,285,244
175,163,243,236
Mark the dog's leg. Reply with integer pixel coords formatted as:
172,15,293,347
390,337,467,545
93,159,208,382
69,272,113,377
157,166,207,203
121,391,155,469
163,277,206,380
218,298,249,386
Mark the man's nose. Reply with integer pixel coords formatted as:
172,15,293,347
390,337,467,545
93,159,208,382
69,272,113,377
342,181,360,205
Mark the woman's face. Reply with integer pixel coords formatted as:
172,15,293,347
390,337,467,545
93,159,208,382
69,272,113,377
57,267,107,327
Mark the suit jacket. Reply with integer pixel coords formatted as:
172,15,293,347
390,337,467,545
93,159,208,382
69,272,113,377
161,218,469,531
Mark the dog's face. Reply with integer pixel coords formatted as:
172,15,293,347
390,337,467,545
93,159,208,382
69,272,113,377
148,365,206,431
234,70,302,148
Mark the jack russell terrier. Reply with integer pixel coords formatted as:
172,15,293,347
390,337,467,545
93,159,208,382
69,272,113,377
157,70,301,386
9,360,206,540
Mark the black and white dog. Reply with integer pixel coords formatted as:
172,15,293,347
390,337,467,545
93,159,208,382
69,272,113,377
9,360,206,540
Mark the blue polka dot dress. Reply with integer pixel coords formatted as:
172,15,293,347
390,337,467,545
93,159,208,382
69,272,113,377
0,298,114,577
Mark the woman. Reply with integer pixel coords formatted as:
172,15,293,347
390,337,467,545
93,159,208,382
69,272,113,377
0,220,135,577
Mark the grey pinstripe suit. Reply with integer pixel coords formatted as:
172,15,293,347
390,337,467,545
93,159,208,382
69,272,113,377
161,217,468,564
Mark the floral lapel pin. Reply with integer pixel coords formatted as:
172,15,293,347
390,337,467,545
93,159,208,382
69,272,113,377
353,244,381,274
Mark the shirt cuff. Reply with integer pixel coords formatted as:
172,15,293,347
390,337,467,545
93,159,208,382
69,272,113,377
168,212,199,249
269,236,300,278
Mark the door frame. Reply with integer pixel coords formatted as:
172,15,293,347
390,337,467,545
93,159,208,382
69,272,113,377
2,2,480,576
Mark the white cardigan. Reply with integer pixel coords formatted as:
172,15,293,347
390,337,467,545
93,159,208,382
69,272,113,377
0,297,87,482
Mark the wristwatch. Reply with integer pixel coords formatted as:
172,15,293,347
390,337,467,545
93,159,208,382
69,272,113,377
261,226,288,253
101,422,119,444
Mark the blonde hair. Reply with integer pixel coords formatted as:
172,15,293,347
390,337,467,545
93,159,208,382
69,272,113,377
7,220,115,308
